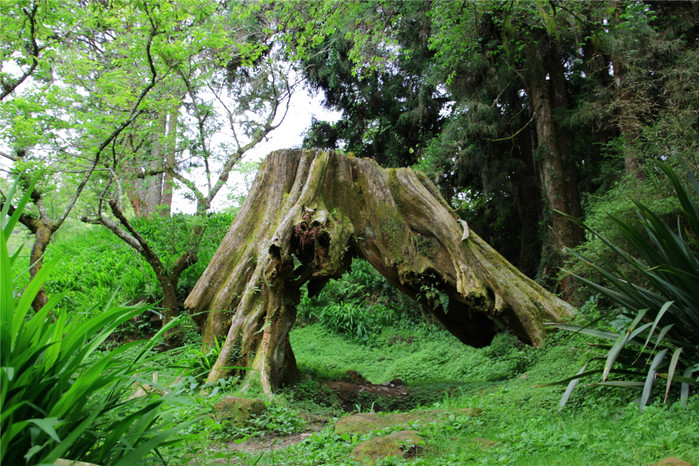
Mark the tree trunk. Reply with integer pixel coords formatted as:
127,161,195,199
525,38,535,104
160,107,179,217
184,149,575,393
28,221,52,312
515,127,542,277
526,44,583,296
610,0,645,180
125,109,178,219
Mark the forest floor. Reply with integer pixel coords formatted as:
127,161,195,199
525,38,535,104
161,322,698,465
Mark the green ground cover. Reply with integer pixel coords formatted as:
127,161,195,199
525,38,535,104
156,321,697,465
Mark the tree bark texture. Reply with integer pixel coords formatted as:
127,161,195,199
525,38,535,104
185,149,575,393
526,43,584,296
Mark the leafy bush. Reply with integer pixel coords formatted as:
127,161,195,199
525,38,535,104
130,212,235,295
298,258,430,339
307,300,397,341
44,226,152,311
1,182,186,465
554,162,699,409
566,161,696,303
43,212,234,314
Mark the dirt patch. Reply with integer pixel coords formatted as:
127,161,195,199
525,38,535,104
321,370,414,411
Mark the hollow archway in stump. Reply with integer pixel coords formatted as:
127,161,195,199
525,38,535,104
184,149,575,393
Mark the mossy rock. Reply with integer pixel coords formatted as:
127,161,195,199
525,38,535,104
651,458,692,466
350,430,424,463
214,395,266,427
334,411,436,435
334,409,480,436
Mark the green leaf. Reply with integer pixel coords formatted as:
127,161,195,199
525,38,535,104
640,348,668,410
1,177,36,238
592,381,644,388
28,417,61,443
548,323,619,341
640,301,673,353
680,366,694,406
603,332,628,382
112,419,195,466
664,347,683,403
559,364,586,411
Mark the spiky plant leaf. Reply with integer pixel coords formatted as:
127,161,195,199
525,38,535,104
641,349,669,409
554,162,699,408
559,364,587,411
664,347,683,403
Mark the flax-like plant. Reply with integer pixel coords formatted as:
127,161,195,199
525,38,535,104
552,162,699,410
1,180,187,465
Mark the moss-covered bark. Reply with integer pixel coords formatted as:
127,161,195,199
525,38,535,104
185,149,575,393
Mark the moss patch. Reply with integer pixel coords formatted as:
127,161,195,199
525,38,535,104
334,411,444,435
214,396,267,427
350,430,424,463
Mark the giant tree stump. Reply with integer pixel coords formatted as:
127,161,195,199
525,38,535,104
184,149,574,392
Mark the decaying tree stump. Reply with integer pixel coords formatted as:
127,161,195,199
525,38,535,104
184,149,575,392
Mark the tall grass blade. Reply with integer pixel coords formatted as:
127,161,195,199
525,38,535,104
664,347,683,403
112,420,195,466
641,348,668,409
1,178,35,237
559,364,586,411
680,367,694,406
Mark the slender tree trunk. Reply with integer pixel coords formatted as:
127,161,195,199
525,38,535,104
527,45,583,296
185,149,575,393
125,108,179,219
145,113,167,218
160,107,179,217
548,50,585,239
610,0,645,179
87,199,199,347
515,128,542,277
28,222,52,312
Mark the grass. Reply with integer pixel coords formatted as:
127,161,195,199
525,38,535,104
155,322,697,465
289,324,531,385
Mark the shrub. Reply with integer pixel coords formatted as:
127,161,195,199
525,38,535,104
1,181,187,465
297,258,431,338
565,161,697,304
553,162,699,409
43,212,235,315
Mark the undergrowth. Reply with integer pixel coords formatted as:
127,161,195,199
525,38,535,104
162,321,697,465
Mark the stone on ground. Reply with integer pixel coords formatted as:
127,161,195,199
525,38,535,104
214,396,266,427
351,430,424,462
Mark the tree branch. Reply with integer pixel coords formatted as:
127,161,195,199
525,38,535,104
0,150,18,161
54,29,161,231
1,3,42,100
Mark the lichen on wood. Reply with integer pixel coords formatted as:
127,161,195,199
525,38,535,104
184,149,575,393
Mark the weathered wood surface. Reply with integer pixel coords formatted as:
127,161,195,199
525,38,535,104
184,149,574,392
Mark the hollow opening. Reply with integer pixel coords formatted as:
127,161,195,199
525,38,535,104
287,257,514,411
